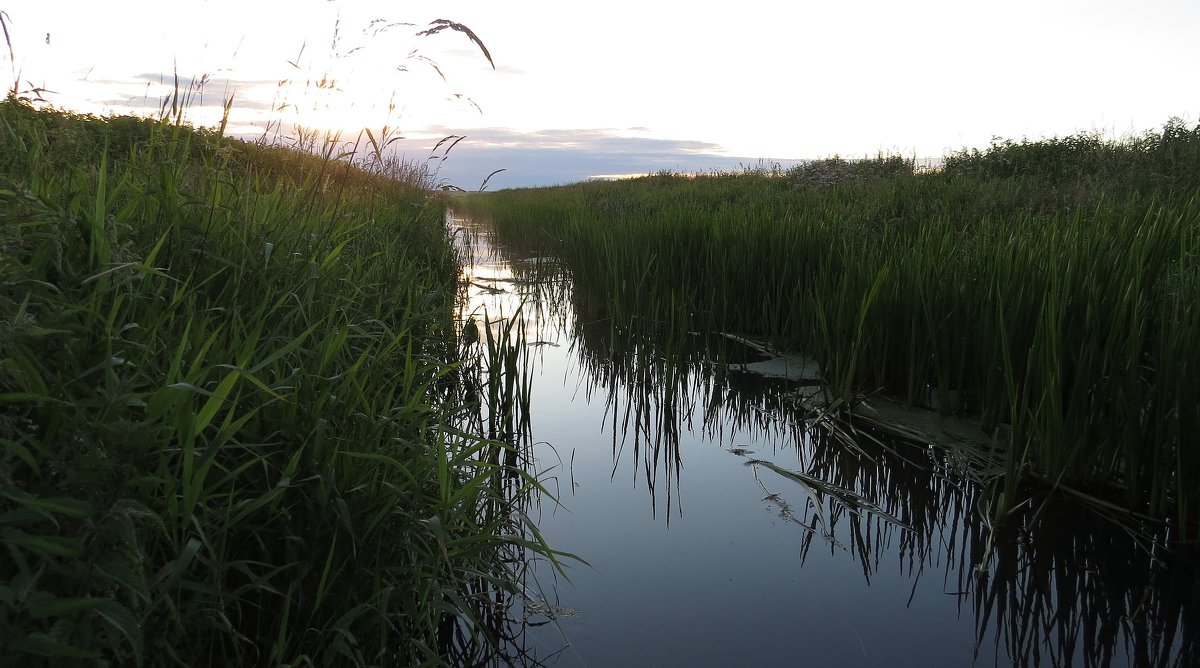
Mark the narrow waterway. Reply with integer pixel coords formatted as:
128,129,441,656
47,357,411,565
452,210,1196,667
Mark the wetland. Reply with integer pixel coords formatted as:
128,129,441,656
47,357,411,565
455,131,1200,665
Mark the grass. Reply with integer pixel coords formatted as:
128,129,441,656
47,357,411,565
482,218,1199,663
459,121,1200,542
0,98,560,665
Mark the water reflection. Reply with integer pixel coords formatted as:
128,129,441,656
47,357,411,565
453,208,1198,666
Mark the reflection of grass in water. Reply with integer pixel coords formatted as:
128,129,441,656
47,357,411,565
740,417,1198,666
748,458,910,531
970,498,1198,667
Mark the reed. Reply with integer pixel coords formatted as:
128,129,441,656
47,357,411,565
461,123,1200,540
475,214,1199,663
0,99,558,665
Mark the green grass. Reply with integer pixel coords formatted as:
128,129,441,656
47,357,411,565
460,121,1200,542
0,99,559,665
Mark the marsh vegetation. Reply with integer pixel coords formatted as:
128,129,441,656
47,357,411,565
3,53,1198,663
454,208,1197,666
462,123,1200,544
0,98,562,665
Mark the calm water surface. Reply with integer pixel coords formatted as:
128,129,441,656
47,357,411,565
452,210,1196,667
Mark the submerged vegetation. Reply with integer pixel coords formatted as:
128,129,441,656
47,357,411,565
461,121,1200,542
0,99,557,665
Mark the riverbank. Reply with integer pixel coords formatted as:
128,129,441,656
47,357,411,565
0,100,552,665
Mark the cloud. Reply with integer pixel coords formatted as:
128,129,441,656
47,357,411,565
85,73,286,115
389,127,806,189
441,47,501,64
98,96,277,113
410,126,725,153
133,72,280,91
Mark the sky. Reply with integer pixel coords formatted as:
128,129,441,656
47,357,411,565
2,0,1198,189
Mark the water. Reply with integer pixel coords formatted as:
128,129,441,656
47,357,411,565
452,210,1197,667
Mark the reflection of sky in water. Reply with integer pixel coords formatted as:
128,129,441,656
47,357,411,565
451,209,1194,667
518,382,984,666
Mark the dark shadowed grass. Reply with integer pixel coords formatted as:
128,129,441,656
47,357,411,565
0,98,563,665
460,123,1200,542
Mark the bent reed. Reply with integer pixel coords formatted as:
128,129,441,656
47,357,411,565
463,121,1200,543
0,99,557,665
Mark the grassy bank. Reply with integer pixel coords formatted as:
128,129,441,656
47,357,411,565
461,122,1200,540
0,99,553,665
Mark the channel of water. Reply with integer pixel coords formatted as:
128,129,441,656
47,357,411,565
451,210,1196,667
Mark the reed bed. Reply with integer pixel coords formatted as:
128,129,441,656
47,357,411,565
488,235,1199,664
0,99,557,665
460,122,1200,541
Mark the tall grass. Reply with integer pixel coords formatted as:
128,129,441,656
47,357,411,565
0,99,557,665
461,122,1200,541
475,211,1198,663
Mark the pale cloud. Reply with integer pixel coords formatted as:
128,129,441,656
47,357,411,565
388,127,804,189
76,73,287,121
425,127,725,154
